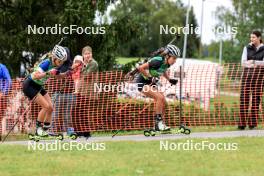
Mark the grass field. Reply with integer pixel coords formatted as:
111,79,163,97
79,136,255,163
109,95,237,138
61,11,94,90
116,57,140,64
1,137,264,176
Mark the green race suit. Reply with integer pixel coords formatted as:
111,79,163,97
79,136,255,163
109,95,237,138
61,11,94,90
142,56,169,79
29,58,55,85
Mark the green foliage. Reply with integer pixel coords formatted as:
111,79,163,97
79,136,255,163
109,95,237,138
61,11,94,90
205,40,243,63
209,0,264,63
110,0,200,58
122,58,140,73
0,0,66,76
0,0,141,76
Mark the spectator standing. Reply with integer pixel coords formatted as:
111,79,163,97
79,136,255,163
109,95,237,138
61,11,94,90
0,63,12,118
239,31,264,130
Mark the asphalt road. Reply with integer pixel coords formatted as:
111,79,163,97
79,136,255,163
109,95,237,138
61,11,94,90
2,130,264,145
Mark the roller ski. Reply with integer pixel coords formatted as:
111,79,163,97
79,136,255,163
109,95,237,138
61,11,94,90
28,127,64,142
144,120,191,137
28,133,64,142
28,127,78,142
28,132,78,142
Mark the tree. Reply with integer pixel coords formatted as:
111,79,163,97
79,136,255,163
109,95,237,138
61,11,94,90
0,0,66,76
110,0,200,58
212,0,264,62
0,0,140,76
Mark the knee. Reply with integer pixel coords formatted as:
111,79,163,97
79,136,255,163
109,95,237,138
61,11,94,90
43,103,53,112
156,94,166,103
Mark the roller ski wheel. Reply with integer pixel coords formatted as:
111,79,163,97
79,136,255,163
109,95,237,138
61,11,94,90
57,133,64,141
179,125,191,135
28,133,38,141
144,129,156,137
184,128,191,135
144,130,150,137
68,133,78,140
144,128,170,137
28,133,64,142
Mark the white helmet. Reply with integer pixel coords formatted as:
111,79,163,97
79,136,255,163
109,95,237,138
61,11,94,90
73,55,83,63
52,45,67,61
166,44,181,57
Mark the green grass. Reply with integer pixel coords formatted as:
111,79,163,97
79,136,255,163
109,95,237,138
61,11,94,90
215,95,239,105
116,57,140,64
210,95,239,111
1,137,264,176
200,57,219,63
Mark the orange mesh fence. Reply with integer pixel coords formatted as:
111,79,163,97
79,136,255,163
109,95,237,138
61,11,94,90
1,63,264,135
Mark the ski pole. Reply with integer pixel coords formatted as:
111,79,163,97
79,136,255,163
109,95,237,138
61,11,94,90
1,88,40,143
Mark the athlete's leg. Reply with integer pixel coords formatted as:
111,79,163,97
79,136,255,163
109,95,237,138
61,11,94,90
141,85,169,131
157,92,166,117
152,93,166,117
33,93,53,136
142,85,164,114
42,93,53,131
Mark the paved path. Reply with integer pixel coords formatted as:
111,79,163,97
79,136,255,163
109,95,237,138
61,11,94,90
2,130,264,145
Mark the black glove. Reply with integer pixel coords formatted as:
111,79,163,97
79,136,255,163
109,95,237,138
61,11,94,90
147,77,159,85
48,69,60,76
169,79,178,85
65,70,73,77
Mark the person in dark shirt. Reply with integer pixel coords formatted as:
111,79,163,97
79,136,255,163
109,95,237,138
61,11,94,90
239,30,264,130
51,47,79,135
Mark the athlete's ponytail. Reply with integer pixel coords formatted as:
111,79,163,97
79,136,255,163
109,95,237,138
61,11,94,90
149,47,166,57
150,45,181,58
141,47,167,63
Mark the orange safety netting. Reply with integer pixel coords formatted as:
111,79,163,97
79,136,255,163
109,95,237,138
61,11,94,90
1,63,264,135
